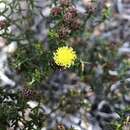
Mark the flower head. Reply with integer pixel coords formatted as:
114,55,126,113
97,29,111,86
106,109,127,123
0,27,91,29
53,46,77,68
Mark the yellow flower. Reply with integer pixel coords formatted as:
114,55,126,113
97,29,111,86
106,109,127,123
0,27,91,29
53,46,77,68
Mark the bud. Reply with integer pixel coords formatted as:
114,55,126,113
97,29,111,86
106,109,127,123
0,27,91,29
64,12,73,23
57,124,65,130
70,19,81,30
86,4,96,13
63,7,77,23
0,20,8,30
58,26,71,39
51,7,62,16
22,88,34,99
68,7,77,17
